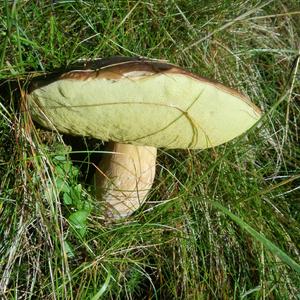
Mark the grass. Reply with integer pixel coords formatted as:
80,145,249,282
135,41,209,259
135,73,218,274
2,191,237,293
0,0,300,299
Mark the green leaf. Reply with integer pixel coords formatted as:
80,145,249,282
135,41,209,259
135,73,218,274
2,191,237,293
64,240,75,258
63,192,73,205
54,155,66,162
71,166,79,177
66,184,84,210
68,210,89,238
55,177,70,194
54,164,66,177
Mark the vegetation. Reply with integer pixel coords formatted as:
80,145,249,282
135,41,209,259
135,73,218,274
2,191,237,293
0,1,299,299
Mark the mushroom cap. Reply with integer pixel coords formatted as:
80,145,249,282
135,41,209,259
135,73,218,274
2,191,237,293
27,57,261,149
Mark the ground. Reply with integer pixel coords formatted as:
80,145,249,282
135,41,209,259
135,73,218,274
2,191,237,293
0,1,299,299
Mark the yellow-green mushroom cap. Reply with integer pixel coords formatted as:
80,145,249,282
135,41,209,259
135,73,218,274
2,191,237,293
27,57,261,149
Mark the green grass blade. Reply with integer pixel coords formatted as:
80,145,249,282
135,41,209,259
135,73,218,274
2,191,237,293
211,201,300,273
91,271,112,300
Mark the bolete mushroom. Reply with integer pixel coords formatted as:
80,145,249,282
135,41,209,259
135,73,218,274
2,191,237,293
27,56,261,219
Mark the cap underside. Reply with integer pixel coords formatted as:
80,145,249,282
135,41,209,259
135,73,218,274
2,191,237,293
28,64,261,149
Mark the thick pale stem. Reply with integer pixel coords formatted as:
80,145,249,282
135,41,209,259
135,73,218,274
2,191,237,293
94,142,157,219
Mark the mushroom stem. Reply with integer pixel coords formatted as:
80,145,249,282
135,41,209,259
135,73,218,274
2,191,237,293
94,142,157,219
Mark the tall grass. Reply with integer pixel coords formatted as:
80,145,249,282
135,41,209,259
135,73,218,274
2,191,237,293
0,1,299,299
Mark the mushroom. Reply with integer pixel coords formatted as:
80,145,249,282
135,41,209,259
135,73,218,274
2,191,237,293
27,57,261,219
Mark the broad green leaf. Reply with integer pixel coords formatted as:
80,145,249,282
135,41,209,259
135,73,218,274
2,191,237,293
68,210,89,238
63,192,73,205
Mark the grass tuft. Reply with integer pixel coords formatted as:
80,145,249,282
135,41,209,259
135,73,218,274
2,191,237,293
1,1,299,299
